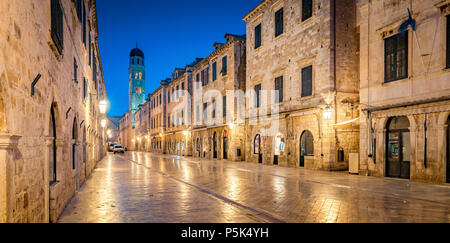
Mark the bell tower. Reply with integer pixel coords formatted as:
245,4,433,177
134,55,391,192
129,44,146,127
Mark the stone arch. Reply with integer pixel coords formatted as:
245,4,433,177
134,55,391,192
72,117,78,170
385,116,411,179
299,130,314,167
82,126,87,164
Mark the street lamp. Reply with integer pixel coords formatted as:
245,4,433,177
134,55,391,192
323,105,333,120
101,119,107,128
99,100,108,114
229,123,235,130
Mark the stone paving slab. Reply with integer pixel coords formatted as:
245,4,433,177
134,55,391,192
58,152,450,223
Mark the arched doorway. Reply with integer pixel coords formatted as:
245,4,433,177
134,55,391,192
49,104,57,223
196,137,201,157
83,127,86,179
213,132,218,159
254,134,262,164
386,116,411,179
274,133,285,165
447,116,450,183
72,118,78,189
300,131,314,167
223,130,228,160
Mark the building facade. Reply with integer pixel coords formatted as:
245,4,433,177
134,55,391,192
0,0,108,222
191,34,247,161
134,101,150,151
149,84,166,154
165,67,193,157
243,0,360,170
116,0,449,185
357,0,450,183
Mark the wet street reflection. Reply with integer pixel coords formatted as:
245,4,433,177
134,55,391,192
58,152,450,223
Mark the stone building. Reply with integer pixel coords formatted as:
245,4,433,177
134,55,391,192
0,0,108,222
134,100,150,151
164,66,194,157
119,110,133,151
149,83,167,154
243,0,360,170
191,34,247,161
357,0,450,183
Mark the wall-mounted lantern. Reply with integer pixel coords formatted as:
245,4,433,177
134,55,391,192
99,100,108,114
101,119,107,128
323,105,333,120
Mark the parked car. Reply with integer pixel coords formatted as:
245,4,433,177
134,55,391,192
113,145,125,154
108,143,116,152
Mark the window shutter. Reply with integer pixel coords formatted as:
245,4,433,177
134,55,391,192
302,0,313,21
89,33,91,66
223,96,227,117
222,56,227,76
212,62,217,81
51,0,63,53
275,76,283,103
74,58,79,83
82,2,86,47
385,31,408,82
255,24,262,49
254,84,261,108
302,66,313,97
275,8,284,37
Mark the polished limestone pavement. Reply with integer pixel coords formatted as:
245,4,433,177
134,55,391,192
58,152,450,223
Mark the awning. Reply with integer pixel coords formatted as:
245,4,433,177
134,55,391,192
333,117,360,129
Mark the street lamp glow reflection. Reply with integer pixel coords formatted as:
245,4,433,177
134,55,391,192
99,100,108,114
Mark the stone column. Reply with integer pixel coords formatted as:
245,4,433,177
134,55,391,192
0,134,21,223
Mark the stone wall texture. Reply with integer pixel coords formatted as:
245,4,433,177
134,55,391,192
0,0,108,222
243,0,360,171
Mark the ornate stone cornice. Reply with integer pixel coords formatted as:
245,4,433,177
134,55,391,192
0,134,21,150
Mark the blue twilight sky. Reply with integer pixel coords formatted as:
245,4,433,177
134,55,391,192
97,0,262,117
